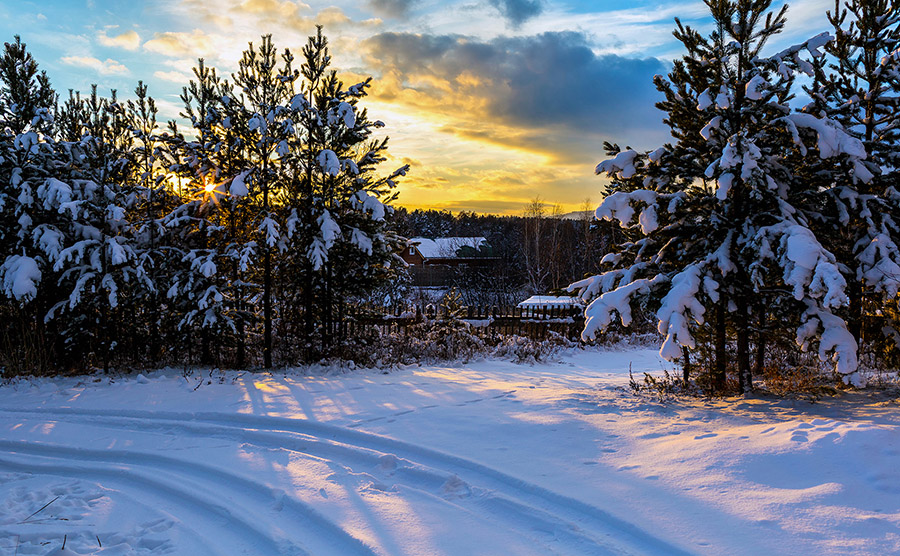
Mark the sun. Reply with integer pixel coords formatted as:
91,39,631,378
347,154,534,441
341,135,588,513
198,173,225,203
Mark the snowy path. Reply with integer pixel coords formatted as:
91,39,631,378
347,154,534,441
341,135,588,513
0,407,683,556
1,347,899,555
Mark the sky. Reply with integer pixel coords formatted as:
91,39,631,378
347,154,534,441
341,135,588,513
2,0,834,215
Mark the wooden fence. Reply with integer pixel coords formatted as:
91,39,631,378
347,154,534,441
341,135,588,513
345,304,587,341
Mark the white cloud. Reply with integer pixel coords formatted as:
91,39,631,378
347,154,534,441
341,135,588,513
154,70,192,83
143,29,216,58
98,29,141,51
61,56,130,75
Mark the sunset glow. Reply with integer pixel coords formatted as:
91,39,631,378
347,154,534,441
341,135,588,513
4,0,834,214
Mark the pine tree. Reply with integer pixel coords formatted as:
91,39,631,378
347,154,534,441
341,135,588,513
572,0,869,390
231,36,296,368
44,87,153,371
804,1,900,363
0,36,54,136
163,59,251,366
0,36,58,372
126,81,170,362
278,27,406,360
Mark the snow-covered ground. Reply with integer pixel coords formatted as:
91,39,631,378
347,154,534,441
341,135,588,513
1,346,898,555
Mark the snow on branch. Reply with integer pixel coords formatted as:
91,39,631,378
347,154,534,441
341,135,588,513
858,232,900,296
355,190,385,221
0,255,41,301
317,149,341,176
596,149,638,179
307,210,341,271
785,113,868,169
759,223,847,308
326,102,356,128
580,275,667,341
657,264,707,360
797,302,861,386
772,32,833,77
596,190,659,233
230,169,251,197
744,75,769,101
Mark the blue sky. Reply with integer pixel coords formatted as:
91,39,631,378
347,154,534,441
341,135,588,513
2,0,833,213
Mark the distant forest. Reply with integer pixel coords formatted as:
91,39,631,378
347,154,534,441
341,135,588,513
387,205,619,306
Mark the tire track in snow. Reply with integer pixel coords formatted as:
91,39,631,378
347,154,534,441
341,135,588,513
0,407,693,556
1,419,617,555
0,438,379,556
0,453,292,556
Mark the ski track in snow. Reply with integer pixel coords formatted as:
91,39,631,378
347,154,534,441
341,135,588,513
0,406,689,556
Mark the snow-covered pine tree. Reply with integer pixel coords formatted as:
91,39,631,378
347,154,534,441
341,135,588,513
0,36,57,372
277,27,406,359
44,86,154,371
231,36,296,368
571,0,870,390
125,81,174,363
802,1,900,363
0,35,56,291
162,60,251,366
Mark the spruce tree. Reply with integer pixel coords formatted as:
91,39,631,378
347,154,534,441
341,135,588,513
572,0,870,389
804,1,900,364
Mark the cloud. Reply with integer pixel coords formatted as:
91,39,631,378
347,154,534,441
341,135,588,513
98,29,140,51
154,70,192,83
60,56,130,75
234,0,309,14
143,29,216,58
362,31,668,153
368,0,417,18
220,1,379,34
488,0,543,27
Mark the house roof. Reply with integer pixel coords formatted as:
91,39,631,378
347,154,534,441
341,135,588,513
409,237,487,259
517,295,585,309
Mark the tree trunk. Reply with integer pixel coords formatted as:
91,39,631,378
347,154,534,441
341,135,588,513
848,280,862,343
304,259,314,362
264,247,272,368
754,301,765,381
736,297,751,393
714,299,727,391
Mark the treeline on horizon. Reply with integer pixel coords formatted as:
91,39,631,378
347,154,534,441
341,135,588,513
389,205,617,305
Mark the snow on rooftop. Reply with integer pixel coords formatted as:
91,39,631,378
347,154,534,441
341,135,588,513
517,295,585,308
410,237,487,259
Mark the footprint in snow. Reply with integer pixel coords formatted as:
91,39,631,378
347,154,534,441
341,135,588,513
377,454,401,472
441,475,472,499
790,431,808,442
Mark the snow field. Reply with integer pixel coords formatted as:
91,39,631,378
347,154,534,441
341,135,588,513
0,346,898,555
